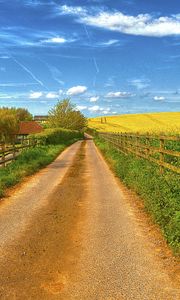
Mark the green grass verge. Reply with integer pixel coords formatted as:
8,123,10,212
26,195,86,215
0,139,78,198
94,136,180,255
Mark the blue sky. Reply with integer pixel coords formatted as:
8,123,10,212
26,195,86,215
0,0,180,116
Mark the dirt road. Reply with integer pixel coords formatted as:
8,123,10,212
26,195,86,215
0,139,179,299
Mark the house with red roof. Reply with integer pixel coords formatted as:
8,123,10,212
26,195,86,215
17,121,43,137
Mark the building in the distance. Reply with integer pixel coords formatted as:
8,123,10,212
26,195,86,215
34,115,48,122
17,121,44,139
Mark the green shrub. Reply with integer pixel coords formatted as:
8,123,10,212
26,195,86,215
29,128,84,145
95,136,180,254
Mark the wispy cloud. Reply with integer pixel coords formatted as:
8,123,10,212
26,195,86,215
37,58,65,85
129,78,150,89
98,39,119,46
0,82,39,87
41,36,75,45
105,77,116,88
23,0,54,7
60,5,180,37
0,55,10,59
11,55,47,89
0,26,74,48
0,94,14,99
42,37,67,44
105,91,135,98
83,24,100,87
47,65,64,85
60,5,87,16
93,57,99,73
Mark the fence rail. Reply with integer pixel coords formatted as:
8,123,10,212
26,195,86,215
0,138,38,167
99,132,180,174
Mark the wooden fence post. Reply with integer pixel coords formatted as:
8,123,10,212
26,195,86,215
146,133,150,159
160,138,165,174
2,143,5,167
13,139,16,159
119,133,121,150
136,133,139,158
118,132,121,149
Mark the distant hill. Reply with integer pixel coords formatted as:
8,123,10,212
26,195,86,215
88,112,180,134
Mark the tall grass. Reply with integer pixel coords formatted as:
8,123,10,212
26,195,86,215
95,136,180,255
0,137,81,198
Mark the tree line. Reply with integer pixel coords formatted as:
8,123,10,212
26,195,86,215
0,107,32,142
0,99,87,142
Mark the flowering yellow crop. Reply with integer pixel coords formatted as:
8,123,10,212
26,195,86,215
88,112,180,134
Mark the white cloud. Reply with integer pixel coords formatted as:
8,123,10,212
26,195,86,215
154,96,165,101
29,91,43,99
60,5,87,16
43,37,67,44
60,5,180,37
90,96,99,102
88,105,110,113
102,108,110,114
29,90,64,100
46,92,58,99
88,105,102,112
76,105,87,111
99,39,119,46
105,91,134,98
67,85,87,96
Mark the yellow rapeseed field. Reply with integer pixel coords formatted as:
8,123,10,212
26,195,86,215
88,112,180,134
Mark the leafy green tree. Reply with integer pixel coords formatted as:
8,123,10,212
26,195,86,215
0,109,18,142
15,108,33,121
0,107,32,142
48,99,87,130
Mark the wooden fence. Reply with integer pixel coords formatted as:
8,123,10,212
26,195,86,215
99,132,180,174
0,138,38,167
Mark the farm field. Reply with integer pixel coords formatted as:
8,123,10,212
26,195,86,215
88,112,180,134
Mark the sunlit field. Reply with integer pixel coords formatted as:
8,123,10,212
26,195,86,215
88,112,180,134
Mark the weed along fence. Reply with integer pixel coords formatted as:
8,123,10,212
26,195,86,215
99,132,180,174
0,138,38,167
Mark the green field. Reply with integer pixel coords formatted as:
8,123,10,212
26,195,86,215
89,112,180,134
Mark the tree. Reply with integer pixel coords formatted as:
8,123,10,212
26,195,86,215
0,107,32,142
0,109,18,142
48,99,87,130
15,108,33,121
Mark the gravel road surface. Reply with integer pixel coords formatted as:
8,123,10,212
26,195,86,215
0,139,179,299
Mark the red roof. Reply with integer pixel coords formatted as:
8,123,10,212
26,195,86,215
18,121,43,135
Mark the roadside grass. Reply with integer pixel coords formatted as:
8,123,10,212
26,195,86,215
94,136,180,255
0,139,77,198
